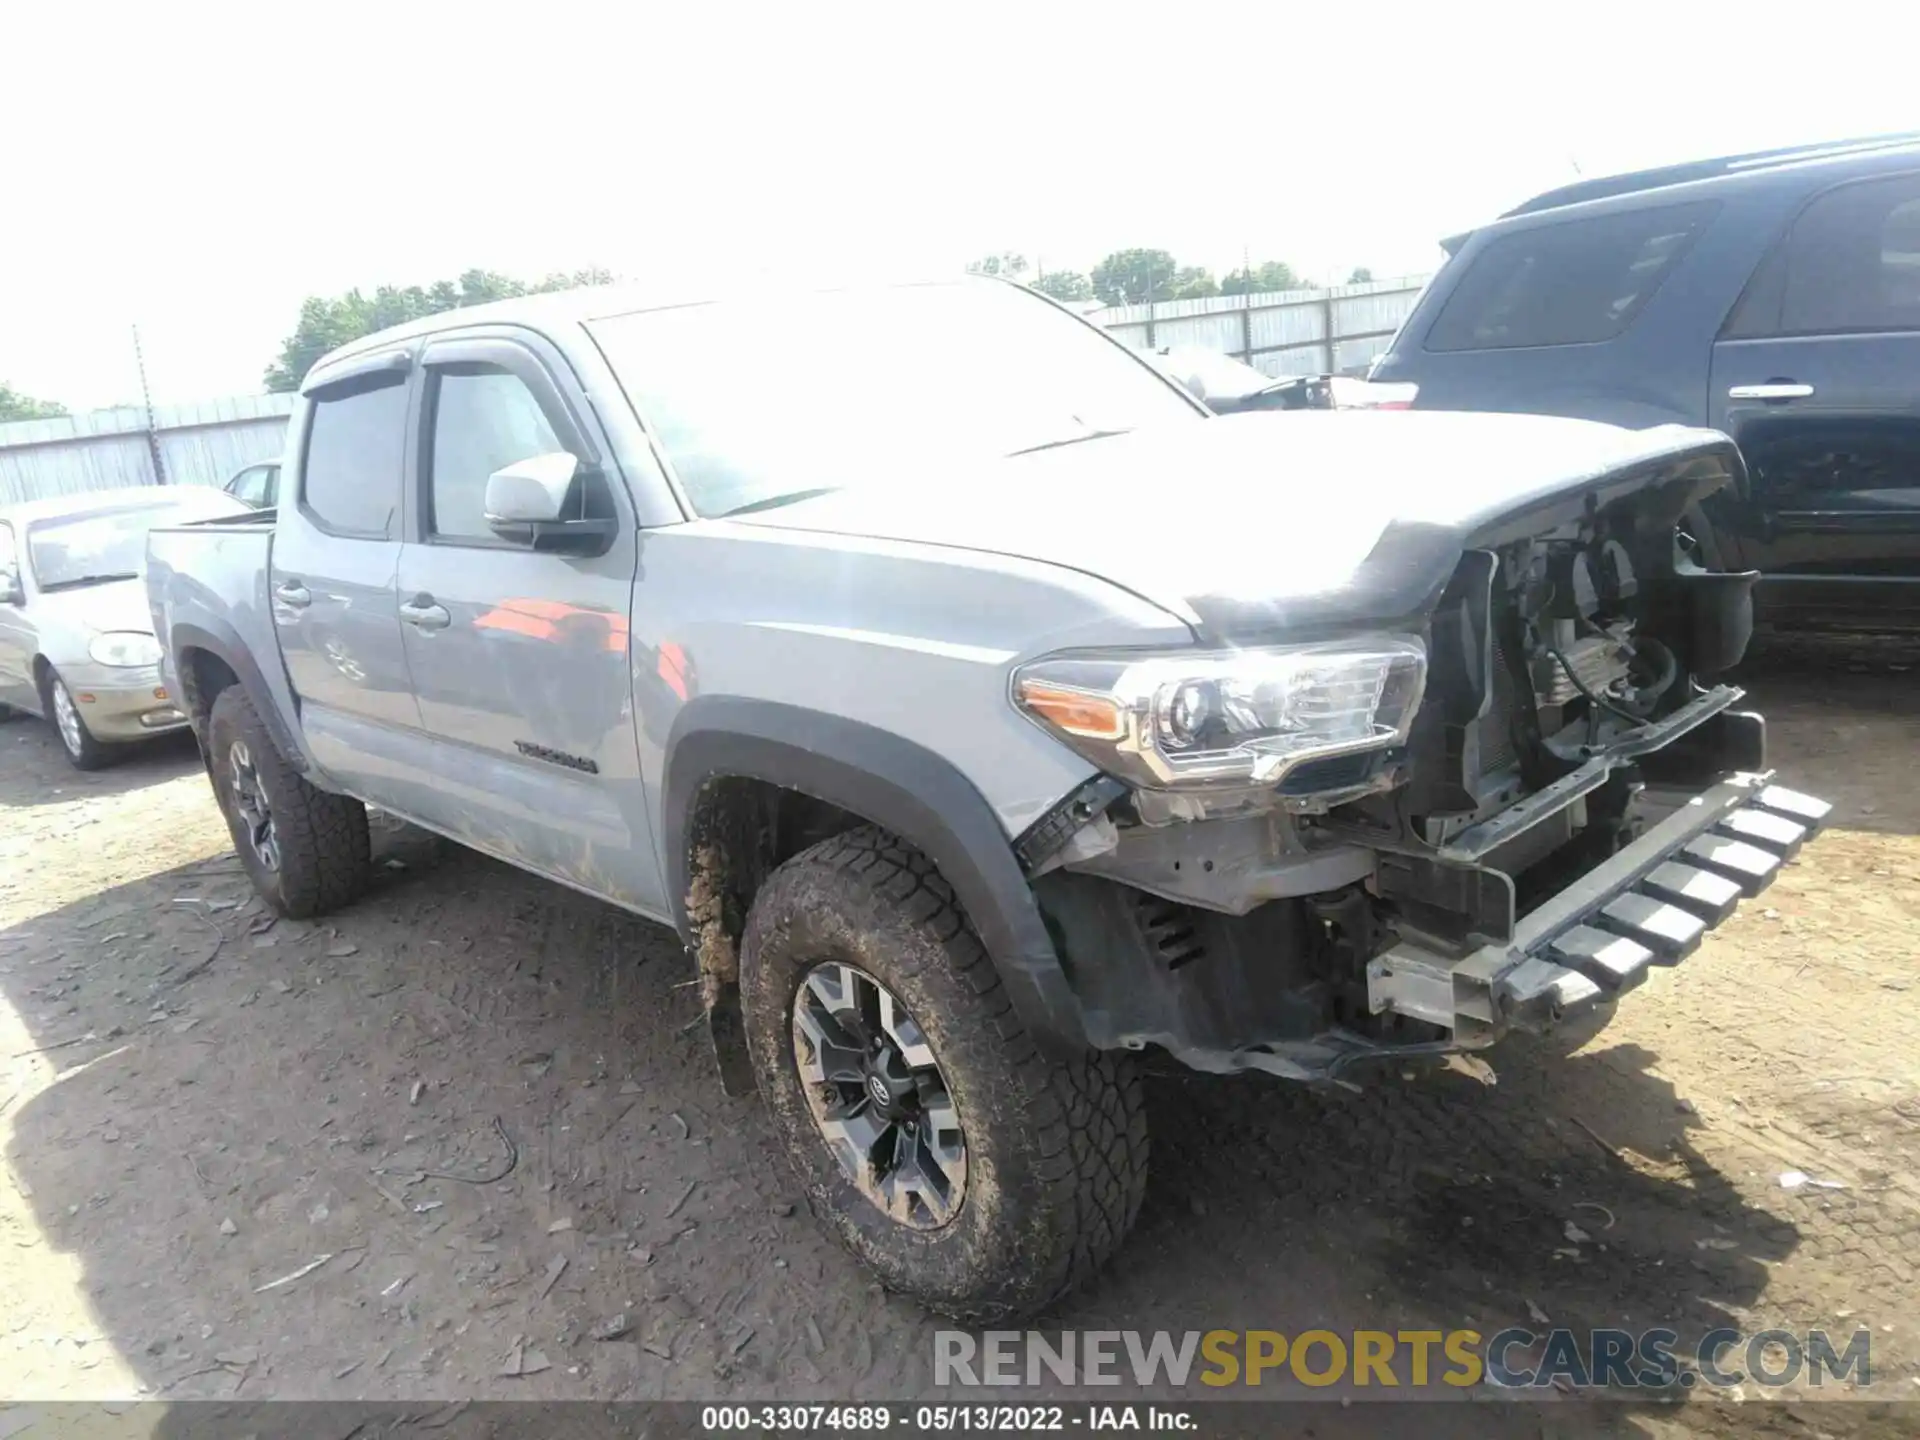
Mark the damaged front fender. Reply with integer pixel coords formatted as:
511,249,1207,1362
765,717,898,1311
661,699,1100,1085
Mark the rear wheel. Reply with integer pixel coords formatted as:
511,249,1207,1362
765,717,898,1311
207,686,370,917
740,825,1148,1321
42,669,111,770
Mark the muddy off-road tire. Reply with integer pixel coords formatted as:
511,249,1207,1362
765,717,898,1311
207,687,370,918
740,825,1148,1322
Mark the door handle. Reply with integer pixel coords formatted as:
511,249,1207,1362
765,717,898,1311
274,580,311,609
400,596,451,632
1727,382,1814,401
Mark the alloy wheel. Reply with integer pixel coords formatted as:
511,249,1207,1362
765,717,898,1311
790,961,967,1229
50,679,85,758
228,740,281,872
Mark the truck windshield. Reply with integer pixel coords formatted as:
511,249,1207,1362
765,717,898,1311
589,281,1203,517
28,502,200,591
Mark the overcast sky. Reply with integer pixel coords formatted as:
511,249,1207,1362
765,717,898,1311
4,1,1914,410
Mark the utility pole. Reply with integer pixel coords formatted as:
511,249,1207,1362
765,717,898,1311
132,324,167,485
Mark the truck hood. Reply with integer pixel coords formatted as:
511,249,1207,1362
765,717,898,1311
727,410,1742,641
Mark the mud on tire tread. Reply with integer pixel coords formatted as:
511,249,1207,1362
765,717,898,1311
740,824,1148,1322
207,686,370,918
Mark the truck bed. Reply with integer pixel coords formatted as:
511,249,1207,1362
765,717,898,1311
146,512,311,768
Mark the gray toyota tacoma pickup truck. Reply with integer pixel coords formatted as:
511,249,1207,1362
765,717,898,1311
146,276,1830,1321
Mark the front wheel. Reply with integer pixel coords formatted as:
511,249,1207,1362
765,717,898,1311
43,669,111,770
207,686,371,918
740,825,1148,1322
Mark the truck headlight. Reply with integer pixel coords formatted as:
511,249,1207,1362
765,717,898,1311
88,632,163,668
1013,637,1426,790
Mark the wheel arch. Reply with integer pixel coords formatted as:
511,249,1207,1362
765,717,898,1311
167,620,308,772
662,697,1090,1079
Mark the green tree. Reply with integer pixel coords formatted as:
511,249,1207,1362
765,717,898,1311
1030,270,1094,303
1090,248,1178,305
263,267,616,392
0,383,67,423
1220,260,1302,296
1346,266,1375,284
966,253,1029,279
1167,266,1220,300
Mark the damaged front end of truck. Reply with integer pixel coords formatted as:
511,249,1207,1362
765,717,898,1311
1012,422,1831,1083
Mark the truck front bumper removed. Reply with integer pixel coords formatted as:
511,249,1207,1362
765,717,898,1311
1367,773,1831,1043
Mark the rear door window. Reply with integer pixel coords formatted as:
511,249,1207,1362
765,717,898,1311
300,377,408,537
1777,173,1920,335
1425,201,1717,351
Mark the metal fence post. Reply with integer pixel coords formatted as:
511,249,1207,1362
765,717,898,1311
132,324,167,485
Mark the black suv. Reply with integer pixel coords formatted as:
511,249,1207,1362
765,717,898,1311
1370,133,1920,633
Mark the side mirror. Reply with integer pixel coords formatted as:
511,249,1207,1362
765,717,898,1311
1176,372,1209,405
0,567,22,606
484,452,616,555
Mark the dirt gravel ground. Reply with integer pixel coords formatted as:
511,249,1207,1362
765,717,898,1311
1,642,1917,1437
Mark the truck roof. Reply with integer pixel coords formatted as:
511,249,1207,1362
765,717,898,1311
310,273,1013,386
